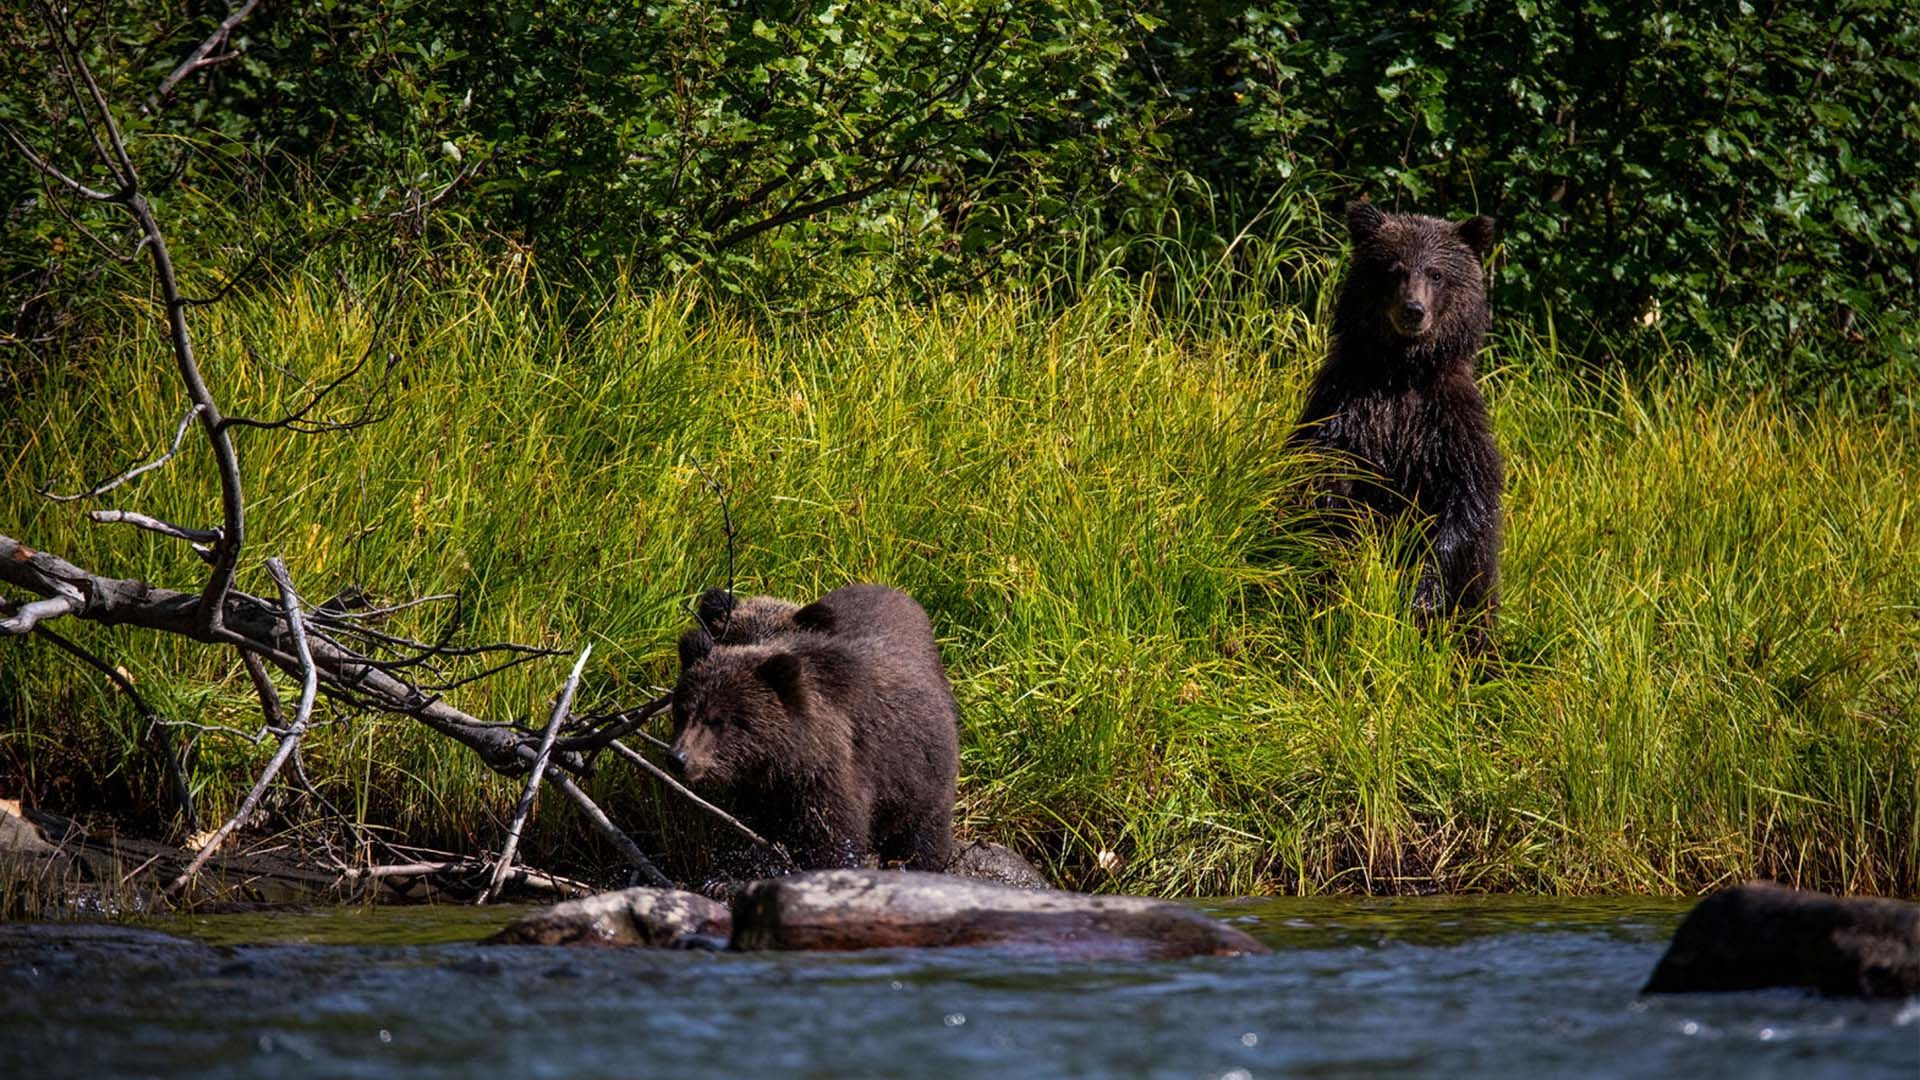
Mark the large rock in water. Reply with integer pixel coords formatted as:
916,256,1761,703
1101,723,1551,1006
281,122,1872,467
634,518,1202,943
486,887,730,949
1644,880,1920,998
731,869,1269,959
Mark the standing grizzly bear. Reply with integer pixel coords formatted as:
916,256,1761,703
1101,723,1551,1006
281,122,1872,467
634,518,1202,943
668,584,960,872
1294,201,1503,637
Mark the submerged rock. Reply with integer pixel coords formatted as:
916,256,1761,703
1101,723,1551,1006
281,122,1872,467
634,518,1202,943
730,869,1269,959
945,840,1050,890
1644,880,1920,998
486,887,730,949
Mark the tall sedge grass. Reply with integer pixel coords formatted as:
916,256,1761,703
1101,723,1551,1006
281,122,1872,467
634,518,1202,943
1,248,1913,897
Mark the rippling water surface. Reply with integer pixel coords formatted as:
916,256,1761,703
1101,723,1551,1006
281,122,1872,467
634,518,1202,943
3,896,1915,1078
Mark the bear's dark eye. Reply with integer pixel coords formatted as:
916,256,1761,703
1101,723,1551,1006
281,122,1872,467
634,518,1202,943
1425,267,1445,283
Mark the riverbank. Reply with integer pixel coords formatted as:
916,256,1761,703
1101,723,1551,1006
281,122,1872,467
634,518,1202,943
2,257,1914,896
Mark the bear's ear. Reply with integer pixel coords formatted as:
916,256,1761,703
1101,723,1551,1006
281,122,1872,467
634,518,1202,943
678,627,715,670
791,599,837,635
695,587,737,631
1456,215,1495,256
755,650,810,710
1346,200,1386,244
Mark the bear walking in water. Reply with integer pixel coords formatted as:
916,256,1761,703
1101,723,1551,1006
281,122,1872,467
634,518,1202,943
669,584,960,872
1294,201,1503,639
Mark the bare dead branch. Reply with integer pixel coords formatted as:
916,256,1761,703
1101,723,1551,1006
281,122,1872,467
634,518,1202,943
689,455,738,638
240,648,289,734
88,509,221,547
317,593,457,622
17,3,253,632
32,625,196,830
40,405,205,502
0,594,80,635
149,0,262,108
222,303,403,434
607,737,776,851
556,693,672,752
338,860,592,898
481,644,591,904
0,122,115,202
374,160,477,222
548,771,673,887
168,557,317,895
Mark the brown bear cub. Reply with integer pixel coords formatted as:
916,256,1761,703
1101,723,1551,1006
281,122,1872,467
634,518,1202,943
669,584,960,872
1294,201,1503,640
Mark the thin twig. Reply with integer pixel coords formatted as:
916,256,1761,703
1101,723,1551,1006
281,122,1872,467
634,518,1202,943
547,771,672,887
167,557,316,895
149,0,261,108
688,454,737,638
33,625,196,830
607,738,775,851
554,694,672,752
88,509,221,546
0,123,114,202
41,404,203,502
480,643,591,904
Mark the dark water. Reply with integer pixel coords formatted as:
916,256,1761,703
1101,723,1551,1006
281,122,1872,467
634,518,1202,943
2,897,1915,1079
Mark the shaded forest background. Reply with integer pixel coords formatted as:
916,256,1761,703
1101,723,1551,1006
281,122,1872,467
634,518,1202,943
4,1,1915,383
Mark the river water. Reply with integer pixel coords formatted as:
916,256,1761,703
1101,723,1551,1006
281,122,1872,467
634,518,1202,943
2,896,1914,1078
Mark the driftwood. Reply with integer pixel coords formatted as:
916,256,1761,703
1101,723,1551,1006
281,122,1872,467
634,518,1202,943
0,4,743,900
8,807,590,905
479,645,592,904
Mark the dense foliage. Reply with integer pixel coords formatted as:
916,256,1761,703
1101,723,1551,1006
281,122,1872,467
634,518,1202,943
5,2,1915,374
1207,1,1920,374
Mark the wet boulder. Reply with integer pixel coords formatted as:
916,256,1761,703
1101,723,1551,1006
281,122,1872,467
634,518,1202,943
1644,880,1920,998
730,869,1269,960
945,840,1050,890
487,887,730,949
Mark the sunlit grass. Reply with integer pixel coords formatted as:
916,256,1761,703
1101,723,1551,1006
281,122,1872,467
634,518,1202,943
2,246,1914,897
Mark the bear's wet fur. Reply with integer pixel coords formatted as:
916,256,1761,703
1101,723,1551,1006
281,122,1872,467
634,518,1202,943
670,584,960,872
1294,201,1503,641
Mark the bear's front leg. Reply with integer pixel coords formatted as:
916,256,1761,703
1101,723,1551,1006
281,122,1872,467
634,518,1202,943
1418,496,1500,635
787,780,874,870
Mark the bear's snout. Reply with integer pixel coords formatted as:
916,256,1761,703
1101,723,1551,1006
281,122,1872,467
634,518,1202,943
666,745,689,776
1389,297,1432,338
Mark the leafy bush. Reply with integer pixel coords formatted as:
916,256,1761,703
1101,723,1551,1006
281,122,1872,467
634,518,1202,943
4,1,1916,381
1204,1,1919,374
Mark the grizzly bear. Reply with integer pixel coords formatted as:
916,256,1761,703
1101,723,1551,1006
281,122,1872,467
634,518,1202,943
1293,201,1503,638
669,584,960,872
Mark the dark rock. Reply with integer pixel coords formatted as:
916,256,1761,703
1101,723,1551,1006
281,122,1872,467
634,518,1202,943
730,869,1269,960
486,887,731,949
945,840,1050,890
1644,880,1920,998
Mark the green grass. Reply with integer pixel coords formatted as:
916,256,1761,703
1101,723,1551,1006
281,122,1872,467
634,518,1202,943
2,251,1914,897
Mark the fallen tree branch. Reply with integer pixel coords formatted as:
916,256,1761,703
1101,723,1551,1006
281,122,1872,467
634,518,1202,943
167,557,317,895
481,643,591,904
339,860,592,898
